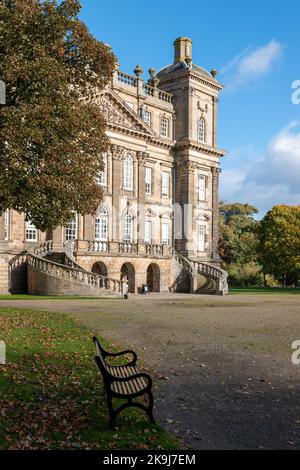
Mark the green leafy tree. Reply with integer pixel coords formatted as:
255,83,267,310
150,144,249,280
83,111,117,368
0,0,116,231
219,202,259,264
258,205,300,286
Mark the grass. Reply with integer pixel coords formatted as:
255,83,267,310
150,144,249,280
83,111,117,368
229,287,300,295
0,307,178,450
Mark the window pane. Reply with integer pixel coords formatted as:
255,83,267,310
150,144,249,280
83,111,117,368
145,220,152,244
198,175,206,201
160,117,169,138
145,167,152,195
123,155,133,190
26,220,37,242
197,223,205,251
162,172,169,197
123,211,133,242
144,111,151,127
95,217,108,241
66,213,77,241
198,118,205,142
162,223,169,245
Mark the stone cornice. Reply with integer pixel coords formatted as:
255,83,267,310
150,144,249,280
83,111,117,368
174,139,227,158
158,69,223,93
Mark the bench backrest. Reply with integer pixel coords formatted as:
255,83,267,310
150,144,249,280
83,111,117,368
93,336,110,377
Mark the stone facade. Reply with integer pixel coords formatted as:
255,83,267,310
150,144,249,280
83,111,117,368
0,37,227,295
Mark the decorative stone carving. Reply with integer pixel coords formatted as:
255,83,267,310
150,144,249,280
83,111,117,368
137,151,148,166
97,97,137,130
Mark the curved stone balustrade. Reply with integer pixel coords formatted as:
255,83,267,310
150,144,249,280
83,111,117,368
169,247,228,295
27,241,123,296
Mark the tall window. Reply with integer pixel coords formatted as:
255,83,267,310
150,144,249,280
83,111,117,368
4,210,9,240
66,212,77,241
160,117,169,138
123,154,133,190
25,220,37,242
197,118,205,142
143,111,151,127
198,174,206,201
197,223,205,252
145,167,152,195
98,153,107,187
95,206,108,241
161,171,170,197
144,220,152,244
123,210,134,243
162,223,170,245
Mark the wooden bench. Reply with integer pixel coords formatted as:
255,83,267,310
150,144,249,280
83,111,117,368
93,336,155,429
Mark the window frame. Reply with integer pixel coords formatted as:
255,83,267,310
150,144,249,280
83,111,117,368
122,210,134,243
162,222,170,245
161,171,170,198
144,220,152,244
65,212,78,242
196,222,206,252
197,117,206,143
123,154,134,191
160,117,169,138
25,220,37,242
145,167,152,195
98,153,107,187
95,206,108,241
198,174,207,202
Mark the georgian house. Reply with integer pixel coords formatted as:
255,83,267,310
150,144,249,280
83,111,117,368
0,37,228,296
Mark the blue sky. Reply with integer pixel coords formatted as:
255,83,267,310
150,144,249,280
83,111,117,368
80,0,300,214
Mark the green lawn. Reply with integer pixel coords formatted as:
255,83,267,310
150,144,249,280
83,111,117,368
0,308,178,450
229,287,300,295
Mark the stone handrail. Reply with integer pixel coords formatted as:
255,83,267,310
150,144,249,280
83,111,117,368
144,84,173,103
118,242,138,254
145,244,163,256
169,247,228,295
116,71,137,87
27,241,123,295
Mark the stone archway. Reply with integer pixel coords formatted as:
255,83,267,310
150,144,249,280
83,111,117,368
146,263,160,292
120,262,135,293
91,261,108,277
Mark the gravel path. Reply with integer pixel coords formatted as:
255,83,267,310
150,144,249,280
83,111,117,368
1,293,300,449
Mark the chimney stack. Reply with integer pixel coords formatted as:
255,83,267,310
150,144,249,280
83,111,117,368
173,37,192,64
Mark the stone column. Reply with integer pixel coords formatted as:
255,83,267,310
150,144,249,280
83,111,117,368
111,145,123,242
211,167,221,262
83,214,94,240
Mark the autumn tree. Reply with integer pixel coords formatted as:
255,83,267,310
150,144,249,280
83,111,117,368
0,0,116,231
257,205,300,286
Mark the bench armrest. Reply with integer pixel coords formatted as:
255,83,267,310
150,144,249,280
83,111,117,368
104,350,137,367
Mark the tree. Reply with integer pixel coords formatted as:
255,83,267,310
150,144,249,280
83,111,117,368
257,205,300,286
0,0,116,231
219,202,259,265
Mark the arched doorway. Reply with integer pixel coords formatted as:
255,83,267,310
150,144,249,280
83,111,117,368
146,263,160,292
91,262,108,277
120,263,135,293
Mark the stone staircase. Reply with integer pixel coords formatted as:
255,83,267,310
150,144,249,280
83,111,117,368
26,241,123,297
169,247,228,296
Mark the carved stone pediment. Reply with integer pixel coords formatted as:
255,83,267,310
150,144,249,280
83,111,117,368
94,90,156,136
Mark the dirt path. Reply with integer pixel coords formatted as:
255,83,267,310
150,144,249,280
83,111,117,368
1,293,300,449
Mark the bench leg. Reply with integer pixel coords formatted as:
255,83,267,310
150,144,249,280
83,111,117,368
107,395,116,430
146,391,155,423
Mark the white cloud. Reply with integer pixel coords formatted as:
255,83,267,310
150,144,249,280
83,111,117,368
220,122,300,215
220,39,284,90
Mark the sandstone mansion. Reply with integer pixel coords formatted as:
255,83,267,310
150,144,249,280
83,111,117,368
0,37,228,296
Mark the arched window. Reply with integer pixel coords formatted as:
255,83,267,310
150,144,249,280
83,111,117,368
122,210,134,243
65,212,77,241
97,153,107,186
25,220,37,242
95,206,108,241
197,118,205,143
123,154,133,190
